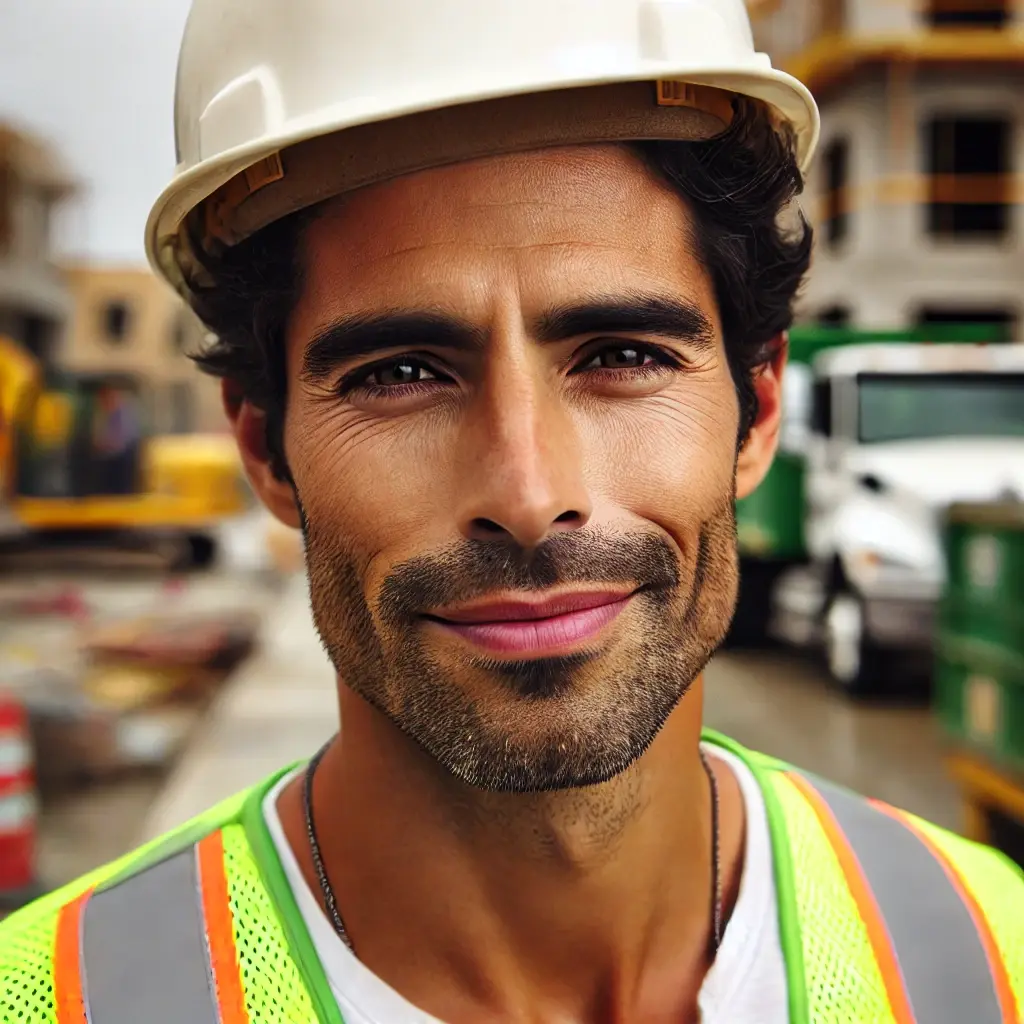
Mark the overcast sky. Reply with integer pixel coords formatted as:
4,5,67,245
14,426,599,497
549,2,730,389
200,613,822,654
0,0,191,265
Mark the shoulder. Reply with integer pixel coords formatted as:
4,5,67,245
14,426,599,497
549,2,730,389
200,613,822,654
743,738,1024,893
717,733,1024,997
725,732,1024,895
0,770,325,1024
896,807,1024,957
0,784,255,970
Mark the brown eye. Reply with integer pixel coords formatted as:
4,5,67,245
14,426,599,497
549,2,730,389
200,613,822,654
597,346,648,369
579,345,655,371
371,360,437,386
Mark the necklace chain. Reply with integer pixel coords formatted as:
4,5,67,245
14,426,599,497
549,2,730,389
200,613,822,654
699,746,724,956
303,741,723,959
303,742,354,951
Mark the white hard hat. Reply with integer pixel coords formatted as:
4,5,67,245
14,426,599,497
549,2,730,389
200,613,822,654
147,0,819,301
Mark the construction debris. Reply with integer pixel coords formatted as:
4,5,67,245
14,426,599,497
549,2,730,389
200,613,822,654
0,574,262,795
81,610,258,712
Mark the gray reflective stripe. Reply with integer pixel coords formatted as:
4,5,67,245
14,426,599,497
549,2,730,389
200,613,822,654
801,773,1003,1024
81,845,221,1024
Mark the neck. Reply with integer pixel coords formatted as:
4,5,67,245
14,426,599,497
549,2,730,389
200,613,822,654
278,677,745,1024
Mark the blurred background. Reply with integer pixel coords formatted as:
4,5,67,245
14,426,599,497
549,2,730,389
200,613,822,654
0,0,1021,912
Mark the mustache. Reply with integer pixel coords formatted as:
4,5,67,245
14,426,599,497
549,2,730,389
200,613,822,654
377,530,682,628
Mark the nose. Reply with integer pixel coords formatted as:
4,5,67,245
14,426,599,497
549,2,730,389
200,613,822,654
456,360,592,550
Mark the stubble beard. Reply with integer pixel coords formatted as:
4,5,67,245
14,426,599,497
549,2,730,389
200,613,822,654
303,500,739,794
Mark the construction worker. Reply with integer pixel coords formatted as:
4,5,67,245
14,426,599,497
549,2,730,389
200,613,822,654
3,1,1023,1021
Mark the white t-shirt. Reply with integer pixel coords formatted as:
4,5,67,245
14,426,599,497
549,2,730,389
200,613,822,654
263,745,788,1023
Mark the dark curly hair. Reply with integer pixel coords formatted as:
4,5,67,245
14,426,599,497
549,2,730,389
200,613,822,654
189,99,812,478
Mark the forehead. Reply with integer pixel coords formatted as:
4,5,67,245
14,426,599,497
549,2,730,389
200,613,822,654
294,145,711,326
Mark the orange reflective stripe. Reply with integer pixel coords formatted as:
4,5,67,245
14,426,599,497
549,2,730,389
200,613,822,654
196,831,250,1024
869,800,1019,1024
54,889,91,1024
786,772,916,1024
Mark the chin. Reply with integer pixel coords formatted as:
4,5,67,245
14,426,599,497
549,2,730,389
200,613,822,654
419,667,688,794
438,719,664,794
470,651,599,701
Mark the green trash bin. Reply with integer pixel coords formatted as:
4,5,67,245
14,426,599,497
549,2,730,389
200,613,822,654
935,502,1024,769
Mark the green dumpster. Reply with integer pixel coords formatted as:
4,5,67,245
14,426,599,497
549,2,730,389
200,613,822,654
935,501,1024,769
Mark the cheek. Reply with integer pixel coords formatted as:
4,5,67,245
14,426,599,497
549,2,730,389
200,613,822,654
583,381,738,532
285,399,459,556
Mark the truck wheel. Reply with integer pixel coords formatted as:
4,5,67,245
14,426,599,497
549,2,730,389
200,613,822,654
823,591,879,697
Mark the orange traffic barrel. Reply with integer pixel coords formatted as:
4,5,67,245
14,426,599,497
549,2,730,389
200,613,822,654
0,692,41,910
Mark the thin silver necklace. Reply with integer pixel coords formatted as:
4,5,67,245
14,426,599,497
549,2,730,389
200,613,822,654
303,741,723,959
699,746,724,956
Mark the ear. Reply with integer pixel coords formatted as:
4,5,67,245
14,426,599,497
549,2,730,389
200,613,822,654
223,380,301,529
735,333,787,501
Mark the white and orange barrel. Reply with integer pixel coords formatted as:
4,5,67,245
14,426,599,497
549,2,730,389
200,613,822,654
0,692,38,908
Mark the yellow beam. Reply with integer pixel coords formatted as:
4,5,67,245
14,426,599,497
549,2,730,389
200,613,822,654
813,172,1024,220
11,494,237,530
946,751,1024,827
785,30,1024,96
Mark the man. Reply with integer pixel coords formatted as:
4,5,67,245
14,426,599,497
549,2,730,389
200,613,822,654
3,1,1023,1021
90,385,142,495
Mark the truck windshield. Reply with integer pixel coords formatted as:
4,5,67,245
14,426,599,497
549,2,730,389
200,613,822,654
858,373,1024,444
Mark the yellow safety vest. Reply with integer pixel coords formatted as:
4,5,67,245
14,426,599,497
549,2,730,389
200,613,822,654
1,731,1022,1023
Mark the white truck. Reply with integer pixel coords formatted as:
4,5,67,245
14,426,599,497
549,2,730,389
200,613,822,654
767,342,1024,695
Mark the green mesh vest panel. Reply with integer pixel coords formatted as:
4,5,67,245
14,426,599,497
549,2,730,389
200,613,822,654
0,894,62,1023
0,814,207,1024
767,771,896,1023
221,823,320,1022
0,787,284,1023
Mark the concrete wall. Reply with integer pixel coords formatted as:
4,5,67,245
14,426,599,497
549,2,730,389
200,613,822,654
866,0,1023,33
850,0,917,35
0,125,74,353
753,0,1022,49
61,265,226,435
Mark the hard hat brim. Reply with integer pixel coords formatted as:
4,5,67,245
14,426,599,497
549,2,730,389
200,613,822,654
146,66,818,298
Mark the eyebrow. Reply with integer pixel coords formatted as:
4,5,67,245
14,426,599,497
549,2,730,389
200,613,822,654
300,295,716,384
533,296,716,350
301,313,485,384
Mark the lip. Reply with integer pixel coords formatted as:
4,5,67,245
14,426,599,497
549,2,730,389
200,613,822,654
426,589,635,657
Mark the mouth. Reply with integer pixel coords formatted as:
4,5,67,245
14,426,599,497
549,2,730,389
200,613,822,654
423,589,637,658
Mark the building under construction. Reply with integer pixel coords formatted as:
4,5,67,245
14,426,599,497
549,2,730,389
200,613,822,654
0,122,223,436
0,124,76,364
61,265,223,437
750,0,1023,339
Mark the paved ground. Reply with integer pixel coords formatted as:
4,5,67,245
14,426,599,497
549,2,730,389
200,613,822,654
37,566,962,887
38,776,163,891
704,650,959,831
142,571,336,840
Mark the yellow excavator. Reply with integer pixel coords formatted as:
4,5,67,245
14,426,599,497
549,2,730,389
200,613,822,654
0,334,247,566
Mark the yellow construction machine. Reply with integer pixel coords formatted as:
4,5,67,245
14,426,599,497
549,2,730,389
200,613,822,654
0,334,247,566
